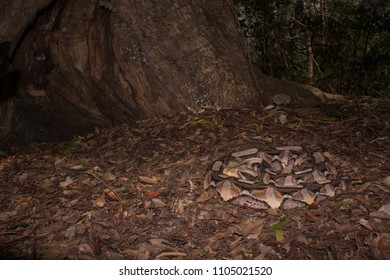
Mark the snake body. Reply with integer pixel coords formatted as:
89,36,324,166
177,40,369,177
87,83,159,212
206,146,348,209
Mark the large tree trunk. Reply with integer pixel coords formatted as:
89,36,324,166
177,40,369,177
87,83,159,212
0,0,321,148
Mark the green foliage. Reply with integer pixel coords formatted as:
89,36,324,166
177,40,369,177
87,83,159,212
236,0,390,97
62,138,82,155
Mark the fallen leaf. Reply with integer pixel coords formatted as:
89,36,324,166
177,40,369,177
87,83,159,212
279,114,288,125
196,191,213,203
0,210,17,221
206,232,226,244
215,179,241,201
359,218,374,231
94,194,106,207
151,198,166,207
230,218,265,239
144,190,160,198
382,176,390,187
139,176,159,184
156,251,187,259
102,172,116,181
17,196,33,207
305,210,320,221
59,176,73,188
104,188,120,200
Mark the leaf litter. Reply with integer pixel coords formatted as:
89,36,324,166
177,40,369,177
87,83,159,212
0,101,389,259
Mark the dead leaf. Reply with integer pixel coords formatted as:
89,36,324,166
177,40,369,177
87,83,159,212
305,209,320,221
215,179,241,201
279,114,288,125
188,179,197,191
359,218,374,231
104,188,120,200
229,237,243,250
203,171,213,190
382,176,390,187
144,190,160,198
230,218,265,239
17,196,33,207
65,225,76,238
206,232,226,244
70,165,84,170
139,176,159,184
0,210,17,221
151,198,166,208
196,191,213,203
156,251,187,259
94,194,106,207
102,172,116,181
59,176,73,188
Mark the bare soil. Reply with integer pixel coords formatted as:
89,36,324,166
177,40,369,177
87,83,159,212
0,99,389,259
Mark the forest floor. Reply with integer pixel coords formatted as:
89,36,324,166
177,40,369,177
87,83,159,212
0,98,389,259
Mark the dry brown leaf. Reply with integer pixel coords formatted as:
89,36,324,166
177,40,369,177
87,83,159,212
70,165,84,170
144,190,160,198
62,189,79,196
359,218,374,231
203,171,213,190
205,232,226,244
59,176,73,188
0,210,17,221
139,176,159,184
230,218,265,239
156,251,187,259
151,198,166,208
172,198,192,213
382,176,390,187
229,237,243,250
94,194,106,207
305,210,320,221
188,179,197,191
196,191,213,203
17,196,33,207
215,179,241,201
104,188,120,200
102,172,116,181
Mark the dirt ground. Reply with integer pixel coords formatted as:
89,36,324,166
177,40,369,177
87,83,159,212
0,98,389,259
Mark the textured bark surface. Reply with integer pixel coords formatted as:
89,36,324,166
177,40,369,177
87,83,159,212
0,0,321,148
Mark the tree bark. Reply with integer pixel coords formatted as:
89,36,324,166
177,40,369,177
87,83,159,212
0,0,321,148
